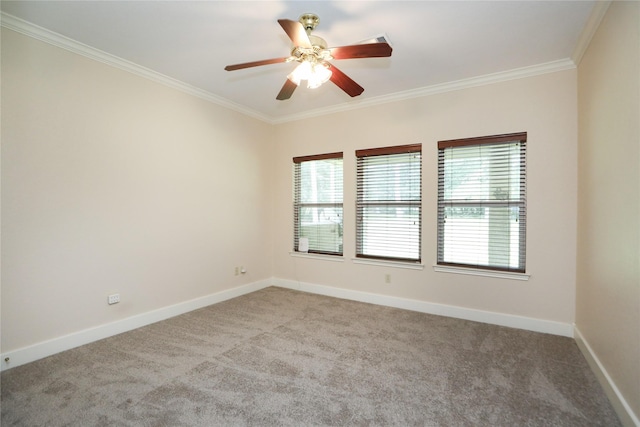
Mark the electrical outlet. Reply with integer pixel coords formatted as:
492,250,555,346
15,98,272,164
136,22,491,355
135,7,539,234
234,267,239,276
385,274,391,284
108,293,120,305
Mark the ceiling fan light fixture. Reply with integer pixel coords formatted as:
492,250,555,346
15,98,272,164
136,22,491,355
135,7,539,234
287,61,310,85
307,63,332,89
287,61,332,89
225,14,392,100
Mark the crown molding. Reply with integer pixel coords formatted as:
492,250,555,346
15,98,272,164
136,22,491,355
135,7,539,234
571,1,611,66
272,58,577,124
2,11,578,126
0,12,272,123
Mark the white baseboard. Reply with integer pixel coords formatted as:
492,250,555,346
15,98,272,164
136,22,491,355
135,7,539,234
0,277,576,372
273,278,574,337
1,279,271,371
574,326,640,427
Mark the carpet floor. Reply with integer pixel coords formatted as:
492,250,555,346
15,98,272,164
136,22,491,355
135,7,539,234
1,286,621,426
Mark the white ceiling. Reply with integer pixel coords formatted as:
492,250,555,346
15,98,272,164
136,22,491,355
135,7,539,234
1,1,598,123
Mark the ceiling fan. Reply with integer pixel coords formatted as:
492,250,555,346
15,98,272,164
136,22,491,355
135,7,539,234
224,13,393,100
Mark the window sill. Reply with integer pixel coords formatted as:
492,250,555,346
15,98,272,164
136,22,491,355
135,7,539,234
433,265,530,281
289,252,345,262
352,258,424,270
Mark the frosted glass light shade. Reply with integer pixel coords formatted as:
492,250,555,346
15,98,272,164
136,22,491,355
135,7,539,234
287,61,332,89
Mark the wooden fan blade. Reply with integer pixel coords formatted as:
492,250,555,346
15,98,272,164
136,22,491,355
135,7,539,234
278,19,312,48
329,42,393,60
328,64,364,97
225,57,288,71
276,79,298,100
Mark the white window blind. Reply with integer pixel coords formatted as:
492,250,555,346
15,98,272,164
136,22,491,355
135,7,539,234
293,152,343,255
437,133,526,272
356,144,422,262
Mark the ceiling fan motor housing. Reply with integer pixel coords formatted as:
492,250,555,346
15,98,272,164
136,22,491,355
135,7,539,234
308,35,328,49
290,35,331,63
299,13,319,32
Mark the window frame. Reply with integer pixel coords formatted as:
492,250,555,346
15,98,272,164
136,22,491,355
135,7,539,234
437,132,527,273
293,152,344,256
355,144,423,263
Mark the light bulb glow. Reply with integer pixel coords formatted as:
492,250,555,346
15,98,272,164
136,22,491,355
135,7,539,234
307,64,332,89
287,61,311,85
286,61,332,89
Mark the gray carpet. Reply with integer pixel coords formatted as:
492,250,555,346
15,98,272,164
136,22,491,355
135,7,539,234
1,286,621,426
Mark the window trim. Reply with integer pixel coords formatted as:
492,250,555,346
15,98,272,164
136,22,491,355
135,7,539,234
437,132,527,150
356,144,423,263
355,144,423,158
437,132,527,273
353,257,425,270
293,152,344,164
290,251,345,262
433,264,530,280
293,151,344,256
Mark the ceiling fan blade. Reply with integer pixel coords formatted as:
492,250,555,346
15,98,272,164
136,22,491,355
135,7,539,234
225,57,289,71
278,19,312,48
329,42,393,60
276,79,298,100
328,64,364,97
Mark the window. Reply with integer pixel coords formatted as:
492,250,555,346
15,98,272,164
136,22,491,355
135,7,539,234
437,132,527,272
356,144,422,262
293,152,343,255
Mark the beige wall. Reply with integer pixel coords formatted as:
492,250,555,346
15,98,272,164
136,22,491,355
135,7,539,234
576,1,640,423
1,29,274,352
272,69,578,324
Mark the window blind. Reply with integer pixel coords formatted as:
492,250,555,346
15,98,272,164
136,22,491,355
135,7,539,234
437,133,526,272
356,144,422,262
293,152,343,255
